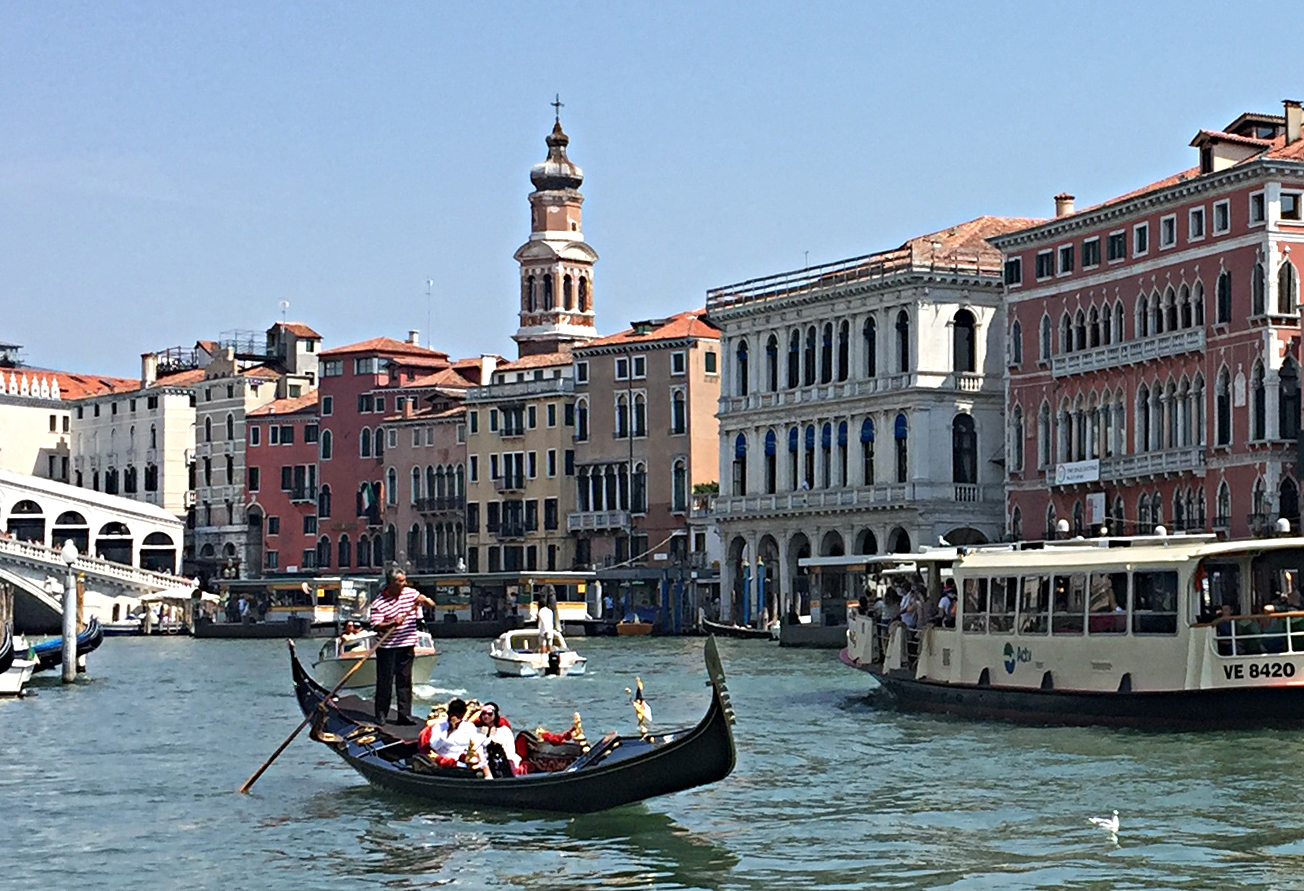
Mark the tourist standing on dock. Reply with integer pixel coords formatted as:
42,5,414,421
370,568,435,725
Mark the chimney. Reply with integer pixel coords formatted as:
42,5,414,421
1286,100,1302,145
407,330,420,346
1054,193,1076,218
141,352,158,388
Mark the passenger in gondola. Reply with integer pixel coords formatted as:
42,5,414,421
473,701,522,777
418,698,490,777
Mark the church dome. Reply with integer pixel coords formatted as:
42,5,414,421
530,121,584,191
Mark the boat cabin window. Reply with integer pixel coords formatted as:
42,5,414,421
1019,576,1049,634
1088,572,1128,634
1200,562,1241,619
1051,573,1086,635
962,578,987,632
988,577,1016,633
1133,570,1178,634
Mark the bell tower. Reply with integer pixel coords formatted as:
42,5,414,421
512,98,599,358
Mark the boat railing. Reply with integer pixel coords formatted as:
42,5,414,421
1195,610,1304,657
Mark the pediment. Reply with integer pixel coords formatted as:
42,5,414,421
513,239,600,264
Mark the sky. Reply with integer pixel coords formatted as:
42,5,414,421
4,1,1303,377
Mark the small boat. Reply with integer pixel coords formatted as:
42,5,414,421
702,618,778,641
289,635,737,813
489,628,587,677
616,620,653,636
25,617,105,673
842,534,1304,728
312,630,438,690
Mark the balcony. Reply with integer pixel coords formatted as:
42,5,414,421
415,495,466,514
495,522,529,540
1096,446,1205,482
717,371,994,415
711,482,1001,518
494,475,526,493
410,555,463,573
499,426,526,439
289,485,318,503
567,510,632,532
468,376,574,402
1050,328,1205,379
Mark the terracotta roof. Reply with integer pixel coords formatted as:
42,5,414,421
249,391,319,417
578,310,720,350
384,404,465,423
0,367,140,401
1189,129,1274,150
195,340,219,353
240,365,282,380
898,216,1040,260
155,368,207,388
403,367,476,389
495,352,573,371
320,336,449,360
271,321,322,339
452,355,504,368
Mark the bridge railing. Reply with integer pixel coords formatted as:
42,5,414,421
0,536,195,591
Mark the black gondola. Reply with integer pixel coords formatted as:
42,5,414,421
0,624,13,676
29,617,104,672
290,635,737,813
701,618,775,640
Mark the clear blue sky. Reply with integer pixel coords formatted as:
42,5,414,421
3,1,1300,377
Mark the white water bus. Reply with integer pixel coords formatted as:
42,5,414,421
840,532,1304,727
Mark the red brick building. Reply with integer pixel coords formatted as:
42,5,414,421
994,103,1304,540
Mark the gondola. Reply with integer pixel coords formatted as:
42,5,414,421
290,635,737,813
702,618,777,640
28,617,104,672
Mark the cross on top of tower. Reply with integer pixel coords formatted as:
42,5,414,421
552,93,564,123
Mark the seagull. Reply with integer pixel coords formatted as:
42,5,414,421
1088,810,1120,833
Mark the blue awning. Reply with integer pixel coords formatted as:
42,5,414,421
894,413,908,440
821,423,832,448
734,433,747,457
788,428,798,452
764,430,776,456
838,421,848,446
804,425,815,449
861,418,874,443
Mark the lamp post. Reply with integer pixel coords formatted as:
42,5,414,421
60,539,78,683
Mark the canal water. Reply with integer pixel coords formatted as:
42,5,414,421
4,634,1304,890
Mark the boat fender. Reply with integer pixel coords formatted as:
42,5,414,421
1117,672,1132,693
1039,671,1054,691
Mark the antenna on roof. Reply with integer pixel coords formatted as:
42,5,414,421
425,280,434,346
279,300,290,324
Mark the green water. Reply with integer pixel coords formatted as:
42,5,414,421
4,635,1304,889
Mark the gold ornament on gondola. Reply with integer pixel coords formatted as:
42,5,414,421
624,677,652,738
571,712,588,751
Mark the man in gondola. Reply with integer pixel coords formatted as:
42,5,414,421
418,698,490,777
370,567,435,726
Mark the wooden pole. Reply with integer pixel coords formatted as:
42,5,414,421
238,600,420,794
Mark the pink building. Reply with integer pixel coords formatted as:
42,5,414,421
245,392,321,573
316,335,451,574
994,103,1304,540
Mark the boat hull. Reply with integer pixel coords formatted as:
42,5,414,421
290,636,737,813
702,619,776,640
0,658,35,696
27,618,104,672
846,653,1304,729
489,653,587,677
311,650,438,690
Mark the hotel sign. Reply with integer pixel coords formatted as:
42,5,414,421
1054,459,1100,486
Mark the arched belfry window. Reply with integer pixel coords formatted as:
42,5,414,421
563,274,574,310
544,273,554,310
952,414,977,484
953,309,976,373
525,275,536,312
578,276,589,312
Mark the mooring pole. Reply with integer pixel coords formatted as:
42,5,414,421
60,540,78,683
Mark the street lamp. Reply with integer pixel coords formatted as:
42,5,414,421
60,539,78,683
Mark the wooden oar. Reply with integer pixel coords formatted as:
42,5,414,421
239,604,421,794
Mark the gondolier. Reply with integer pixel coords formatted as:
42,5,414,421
370,567,435,725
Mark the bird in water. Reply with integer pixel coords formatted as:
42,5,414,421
1088,810,1120,833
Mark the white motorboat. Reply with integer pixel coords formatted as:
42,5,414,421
0,658,36,696
489,627,587,677
311,629,438,690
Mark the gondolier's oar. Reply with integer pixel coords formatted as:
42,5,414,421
239,603,422,794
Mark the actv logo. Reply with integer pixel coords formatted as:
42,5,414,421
1002,642,1032,674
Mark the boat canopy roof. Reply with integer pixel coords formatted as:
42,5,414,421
950,535,1304,574
799,545,1012,571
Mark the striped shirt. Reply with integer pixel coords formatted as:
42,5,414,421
370,586,422,648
